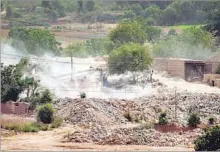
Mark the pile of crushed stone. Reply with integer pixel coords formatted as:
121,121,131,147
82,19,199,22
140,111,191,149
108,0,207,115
63,124,202,147
55,92,220,126
55,92,220,146
54,98,129,126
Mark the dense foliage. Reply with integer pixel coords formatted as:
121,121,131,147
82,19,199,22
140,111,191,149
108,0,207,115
108,43,153,74
109,22,146,46
194,125,220,151
1,58,29,102
152,27,216,60
9,27,61,55
188,113,201,128
3,0,220,26
158,112,168,125
37,103,54,124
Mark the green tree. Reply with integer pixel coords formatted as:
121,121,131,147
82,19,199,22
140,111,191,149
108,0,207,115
41,0,51,8
85,1,95,12
39,89,53,104
152,27,215,59
160,6,178,25
48,9,59,22
84,38,112,56
122,10,136,19
51,0,66,17
203,1,220,37
194,125,220,151
143,5,161,20
108,43,153,75
9,27,61,55
77,0,83,14
20,76,40,98
109,22,147,47
181,27,215,50
6,4,13,18
130,4,143,16
1,58,29,102
144,26,161,42
37,103,54,124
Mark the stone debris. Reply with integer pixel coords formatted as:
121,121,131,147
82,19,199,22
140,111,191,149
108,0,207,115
55,91,220,146
63,124,202,147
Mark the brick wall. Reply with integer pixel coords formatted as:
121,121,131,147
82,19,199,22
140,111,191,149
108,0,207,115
167,59,185,78
1,101,30,115
152,58,185,79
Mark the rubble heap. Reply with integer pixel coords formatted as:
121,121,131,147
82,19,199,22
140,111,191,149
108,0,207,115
56,92,220,146
54,98,128,126
63,125,202,147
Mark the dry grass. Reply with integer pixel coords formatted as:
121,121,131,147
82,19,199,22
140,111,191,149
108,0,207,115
1,114,38,132
1,115,35,127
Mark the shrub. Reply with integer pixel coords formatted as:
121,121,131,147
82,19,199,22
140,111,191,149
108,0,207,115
4,124,20,131
188,113,200,128
51,117,63,128
194,125,220,151
40,124,49,131
208,117,216,125
80,92,86,98
159,112,168,125
3,122,40,132
21,123,40,132
37,103,54,124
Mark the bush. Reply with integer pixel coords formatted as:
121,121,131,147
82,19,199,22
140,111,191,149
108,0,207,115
21,123,40,132
4,124,20,131
208,117,216,125
188,113,200,128
158,112,168,125
80,92,86,98
37,103,54,124
194,125,220,151
51,117,63,128
40,124,49,131
3,122,40,132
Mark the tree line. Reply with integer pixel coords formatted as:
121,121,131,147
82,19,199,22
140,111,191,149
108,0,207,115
2,0,220,25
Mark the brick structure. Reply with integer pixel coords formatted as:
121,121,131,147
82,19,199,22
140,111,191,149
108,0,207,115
1,101,30,115
152,58,204,81
152,58,220,82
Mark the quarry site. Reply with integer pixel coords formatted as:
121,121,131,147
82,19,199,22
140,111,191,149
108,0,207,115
1,1,220,151
2,45,220,151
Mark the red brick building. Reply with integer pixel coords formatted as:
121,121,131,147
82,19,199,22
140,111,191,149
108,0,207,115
1,101,30,115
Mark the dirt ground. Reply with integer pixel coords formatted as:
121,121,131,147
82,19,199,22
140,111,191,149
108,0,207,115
1,123,194,151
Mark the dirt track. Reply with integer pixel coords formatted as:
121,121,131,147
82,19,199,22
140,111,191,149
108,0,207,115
2,123,194,151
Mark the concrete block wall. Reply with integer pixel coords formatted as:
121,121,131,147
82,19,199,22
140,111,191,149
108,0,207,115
167,59,185,79
152,58,185,79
